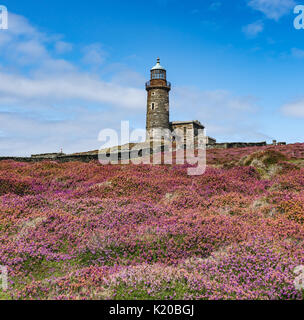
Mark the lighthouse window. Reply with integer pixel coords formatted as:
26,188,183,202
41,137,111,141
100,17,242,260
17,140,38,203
152,71,165,79
151,103,155,110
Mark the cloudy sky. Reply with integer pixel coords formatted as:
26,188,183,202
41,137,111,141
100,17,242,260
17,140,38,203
0,0,303,156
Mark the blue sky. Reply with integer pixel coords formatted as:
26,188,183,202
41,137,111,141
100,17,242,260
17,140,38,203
0,0,303,156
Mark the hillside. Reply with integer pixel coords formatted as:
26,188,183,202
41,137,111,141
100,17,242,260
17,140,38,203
1,143,304,300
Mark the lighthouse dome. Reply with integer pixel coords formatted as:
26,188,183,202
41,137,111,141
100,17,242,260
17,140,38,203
151,58,166,71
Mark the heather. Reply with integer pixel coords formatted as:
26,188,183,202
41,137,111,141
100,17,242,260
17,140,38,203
1,144,304,300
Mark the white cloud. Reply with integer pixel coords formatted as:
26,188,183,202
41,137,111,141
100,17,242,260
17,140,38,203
0,13,58,66
291,47,304,58
0,14,145,109
14,40,48,64
7,12,42,37
248,0,296,20
55,41,73,54
0,72,145,109
281,99,304,117
0,13,147,156
171,87,265,142
173,88,257,114
242,20,264,37
0,109,137,156
82,43,107,66
110,67,146,87
36,58,76,74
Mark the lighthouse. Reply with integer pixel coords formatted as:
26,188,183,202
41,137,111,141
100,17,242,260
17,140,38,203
145,58,171,141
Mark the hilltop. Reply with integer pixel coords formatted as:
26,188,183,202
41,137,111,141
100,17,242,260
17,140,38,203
0,143,304,300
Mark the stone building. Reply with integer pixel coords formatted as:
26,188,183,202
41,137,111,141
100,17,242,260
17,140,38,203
145,58,216,144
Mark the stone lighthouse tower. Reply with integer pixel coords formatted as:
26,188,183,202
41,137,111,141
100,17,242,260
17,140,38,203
145,58,171,141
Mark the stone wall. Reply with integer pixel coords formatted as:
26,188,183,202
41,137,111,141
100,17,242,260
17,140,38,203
0,155,98,163
207,142,267,149
0,157,37,162
31,152,65,159
206,136,217,144
0,141,269,163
